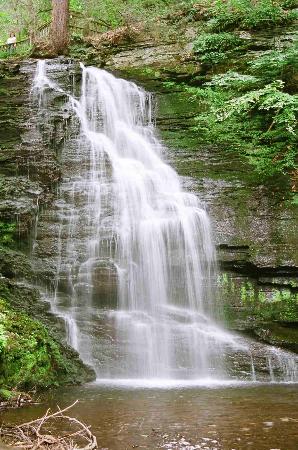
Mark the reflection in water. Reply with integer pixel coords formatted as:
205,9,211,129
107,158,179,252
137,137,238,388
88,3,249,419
1,384,298,449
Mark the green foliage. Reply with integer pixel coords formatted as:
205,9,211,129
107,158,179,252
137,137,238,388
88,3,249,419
0,1,50,44
291,193,298,205
183,0,298,181
204,71,261,91
281,0,298,6
241,1,296,30
0,50,9,59
193,32,245,64
203,0,298,31
184,85,230,109
69,42,99,63
216,81,298,135
70,0,84,12
0,222,16,247
249,47,298,89
68,0,180,28
0,387,13,400
167,77,298,177
0,317,7,352
0,43,32,60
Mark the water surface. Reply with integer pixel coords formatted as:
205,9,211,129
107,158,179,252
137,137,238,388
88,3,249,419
2,384,298,449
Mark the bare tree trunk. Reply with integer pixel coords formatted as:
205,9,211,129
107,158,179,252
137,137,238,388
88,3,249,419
51,0,69,54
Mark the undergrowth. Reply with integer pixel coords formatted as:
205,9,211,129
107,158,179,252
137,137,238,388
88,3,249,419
175,0,298,185
193,32,246,64
164,71,298,180
0,222,16,247
189,0,298,31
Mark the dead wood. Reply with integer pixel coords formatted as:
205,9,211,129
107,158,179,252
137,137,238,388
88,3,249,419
0,400,97,450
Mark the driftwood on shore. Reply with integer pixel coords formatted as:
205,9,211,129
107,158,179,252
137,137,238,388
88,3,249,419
0,393,34,412
0,400,97,450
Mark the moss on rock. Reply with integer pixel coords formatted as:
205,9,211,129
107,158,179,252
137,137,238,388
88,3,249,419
0,246,32,279
219,271,298,351
0,298,94,390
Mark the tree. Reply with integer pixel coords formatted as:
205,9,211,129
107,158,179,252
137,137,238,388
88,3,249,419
51,0,69,54
0,0,43,43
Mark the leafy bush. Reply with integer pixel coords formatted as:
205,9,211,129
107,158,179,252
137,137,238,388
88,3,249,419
216,80,298,135
193,32,245,64
0,50,9,59
241,1,296,29
204,71,261,91
166,77,297,177
214,81,298,174
196,0,298,31
246,143,297,176
206,0,244,31
280,0,298,7
69,0,181,28
249,47,298,90
0,222,16,247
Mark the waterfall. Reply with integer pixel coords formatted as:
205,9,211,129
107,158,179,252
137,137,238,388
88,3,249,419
31,60,297,384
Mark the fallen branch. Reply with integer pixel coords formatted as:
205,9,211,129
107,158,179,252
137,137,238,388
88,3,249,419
0,401,97,450
0,392,34,412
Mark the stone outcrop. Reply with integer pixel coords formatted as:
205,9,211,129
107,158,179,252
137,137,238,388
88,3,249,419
85,20,297,350
0,60,96,390
151,81,297,350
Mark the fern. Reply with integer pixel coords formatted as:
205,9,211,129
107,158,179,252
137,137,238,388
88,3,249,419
204,71,261,91
193,32,246,64
216,81,298,135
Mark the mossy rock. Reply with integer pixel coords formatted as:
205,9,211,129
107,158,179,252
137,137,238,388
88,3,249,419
0,299,95,390
0,277,76,356
0,222,17,248
0,246,32,279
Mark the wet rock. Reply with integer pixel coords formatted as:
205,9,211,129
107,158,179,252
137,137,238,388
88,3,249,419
91,261,118,307
0,59,96,389
0,246,32,279
106,42,185,68
219,271,298,350
108,43,201,82
0,61,20,75
152,84,298,350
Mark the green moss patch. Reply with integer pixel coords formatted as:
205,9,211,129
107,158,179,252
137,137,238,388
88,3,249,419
0,299,94,390
220,272,298,350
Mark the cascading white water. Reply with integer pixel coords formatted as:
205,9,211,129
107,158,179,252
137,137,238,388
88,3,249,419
32,60,297,384
71,64,228,379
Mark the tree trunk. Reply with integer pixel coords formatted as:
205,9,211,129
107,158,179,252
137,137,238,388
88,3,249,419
51,0,69,54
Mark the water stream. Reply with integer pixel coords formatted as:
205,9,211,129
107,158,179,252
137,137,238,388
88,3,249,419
31,60,297,385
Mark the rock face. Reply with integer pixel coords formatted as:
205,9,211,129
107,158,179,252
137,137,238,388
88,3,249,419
106,41,192,72
0,60,61,236
91,20,297,351
0,45,297,390
0,59,96,391
152,84,298,350
99,22,298,81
